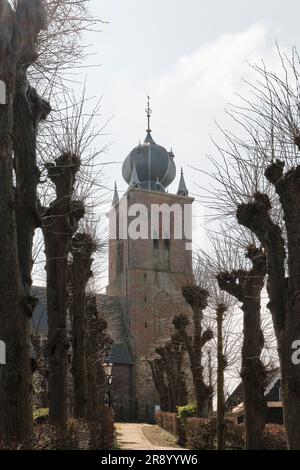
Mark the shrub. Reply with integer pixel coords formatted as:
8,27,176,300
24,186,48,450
176,404,197,447
263,425,287,450
155,411,177,436
156,411,287,451
33,408,49,423
177,403,197,421
185,418,216,450
225,421,244,450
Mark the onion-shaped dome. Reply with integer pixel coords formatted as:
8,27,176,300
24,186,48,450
122,131,176,192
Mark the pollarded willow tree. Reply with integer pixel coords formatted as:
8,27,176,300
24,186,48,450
1,0,104,445
42,151,85,426
148,358,170,412
194,252,240,450
85,295,112,425
173,285,213,417
71,231,98,419
200,48,300,449
13,0,99,310
0,0,47,444
150,334,188,413
216,244,267,449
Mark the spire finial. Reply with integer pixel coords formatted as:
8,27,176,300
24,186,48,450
112,181,119,206
145,95,152,133
177,167,189,197
130,159,141,189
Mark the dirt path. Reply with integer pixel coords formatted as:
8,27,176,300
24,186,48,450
116,423,184,451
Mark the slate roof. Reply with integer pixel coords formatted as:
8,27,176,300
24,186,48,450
110,343,133,365
98,294,133,365
31,288,133,366
122,131,176,192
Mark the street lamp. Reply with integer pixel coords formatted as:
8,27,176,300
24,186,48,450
103,360,113,378
103,359,113,407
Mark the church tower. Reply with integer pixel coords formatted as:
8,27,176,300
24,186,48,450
106,100,194,421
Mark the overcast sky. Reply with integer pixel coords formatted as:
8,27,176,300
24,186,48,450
71,2,288,383
81,0,300,251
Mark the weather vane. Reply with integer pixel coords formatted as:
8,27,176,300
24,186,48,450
145,95,152,133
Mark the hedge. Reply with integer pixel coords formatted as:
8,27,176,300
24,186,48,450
263,425,287,450
185,419,287,450
156,411,287,450
155,412,177,436
0,408,116,450
186,418,216,450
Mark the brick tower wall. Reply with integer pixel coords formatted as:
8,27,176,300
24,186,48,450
107,188,194,421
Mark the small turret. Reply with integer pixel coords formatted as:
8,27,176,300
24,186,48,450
112,182,119,206
130,160,141,188
177,168,189,197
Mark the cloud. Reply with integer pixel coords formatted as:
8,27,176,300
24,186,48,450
147,22,284,251
147,21,287,179
157,22,273,108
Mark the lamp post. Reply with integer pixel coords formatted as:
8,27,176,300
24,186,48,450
103,359,113,407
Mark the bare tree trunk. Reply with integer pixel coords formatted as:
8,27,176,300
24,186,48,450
0,0,47,444
149,360,169,411
207,349,214,415
242,251,266,450
71,233,95,418
72,261,88,418
174,286,213,418
193,304,210,417
237,183,300,449
0,72,33,445
42,153,84,426
217,245,267,449
172,335,188,408
86,295,111,423
266,164,300,450
155,335,188,412
216,305,227,450
156,346,176,412
13,67,50,292
44,235,69,426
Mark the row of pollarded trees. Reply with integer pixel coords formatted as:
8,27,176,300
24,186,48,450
149,234,277,450
149,333,189,413
149,283,222,419
196,231,274,450
0,0,111,447
195,48,300,450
